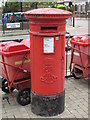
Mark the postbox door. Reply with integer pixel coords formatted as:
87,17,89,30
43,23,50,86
30,34,65,96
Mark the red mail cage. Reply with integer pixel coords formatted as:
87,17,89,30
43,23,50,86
0,39,31,106
67,35,90,80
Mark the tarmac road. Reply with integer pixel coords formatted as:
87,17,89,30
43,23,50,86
0,35,30,42
0,18,89,42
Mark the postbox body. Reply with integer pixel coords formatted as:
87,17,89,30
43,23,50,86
30,31,65,96
25,8,71,116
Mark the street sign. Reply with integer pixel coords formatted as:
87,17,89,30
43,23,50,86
6,23,20,29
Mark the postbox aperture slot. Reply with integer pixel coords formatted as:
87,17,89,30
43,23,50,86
41,26,57,31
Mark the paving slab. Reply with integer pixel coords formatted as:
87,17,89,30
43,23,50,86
1,77,88,119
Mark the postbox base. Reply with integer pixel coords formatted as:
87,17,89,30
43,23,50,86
31,91,65,117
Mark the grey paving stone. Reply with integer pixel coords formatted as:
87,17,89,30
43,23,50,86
1,77,88,119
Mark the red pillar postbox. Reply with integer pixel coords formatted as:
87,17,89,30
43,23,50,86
25,8,71,116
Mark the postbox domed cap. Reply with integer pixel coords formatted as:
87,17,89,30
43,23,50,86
25,8,72,19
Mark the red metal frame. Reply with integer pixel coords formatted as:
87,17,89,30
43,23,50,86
67,34,90,80
0,54,30,97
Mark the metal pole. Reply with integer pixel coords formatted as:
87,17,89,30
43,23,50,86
73,5,75,27
35,2,38,9
73,17,75,27
21,1,23,30
2,19,5,34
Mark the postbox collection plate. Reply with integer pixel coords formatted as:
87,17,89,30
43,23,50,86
43,37,54,53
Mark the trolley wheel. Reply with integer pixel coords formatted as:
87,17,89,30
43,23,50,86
16,87,31,106
2,78,15,94
72,67,83,79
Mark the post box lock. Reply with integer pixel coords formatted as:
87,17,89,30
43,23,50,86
61,56,64,63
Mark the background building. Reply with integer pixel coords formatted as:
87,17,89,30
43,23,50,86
59,0,89,17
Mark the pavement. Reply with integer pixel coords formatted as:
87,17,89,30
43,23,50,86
0,34,30,42
0,18,89,119
0,30,29,38
1,77,88,119
66,18,88,36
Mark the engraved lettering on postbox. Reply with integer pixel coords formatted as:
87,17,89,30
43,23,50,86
40,61,57,84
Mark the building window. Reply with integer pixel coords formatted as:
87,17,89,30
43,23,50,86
82,4,85,12
75,4,77,12
79,4,81,12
